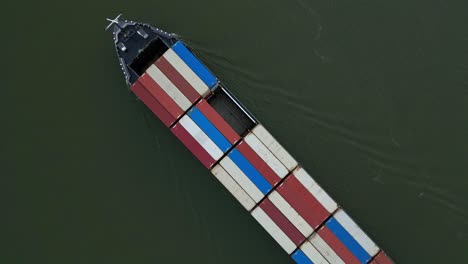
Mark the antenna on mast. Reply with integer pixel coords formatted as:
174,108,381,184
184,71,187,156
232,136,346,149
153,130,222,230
105,14,123,31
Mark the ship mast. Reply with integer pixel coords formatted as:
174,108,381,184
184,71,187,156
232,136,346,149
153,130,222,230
105,14,122,31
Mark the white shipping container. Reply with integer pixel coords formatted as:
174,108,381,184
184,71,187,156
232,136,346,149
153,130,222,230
251,206,296,254
211,165,256,211
244,133,289,178
163,49,210,96
146,65,192,110
252,125,298,171
309,233,345,264
333,209,380,257
268,191,313,237
179,116,223,160
294,167,338,213
300,240,330,264
219,156,264,203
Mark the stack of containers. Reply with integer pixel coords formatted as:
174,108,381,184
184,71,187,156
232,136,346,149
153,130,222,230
171,99,241,168
213,124,394,264
252,166,338,254
212,125,296,207
129,40,393,264
293,209,381,264
130,41,217,127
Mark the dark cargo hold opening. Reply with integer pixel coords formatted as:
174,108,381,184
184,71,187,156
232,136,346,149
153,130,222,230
207,86,257,137
129,38,168,75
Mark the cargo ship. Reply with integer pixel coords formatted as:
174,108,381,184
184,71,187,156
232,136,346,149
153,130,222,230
106,14,394,264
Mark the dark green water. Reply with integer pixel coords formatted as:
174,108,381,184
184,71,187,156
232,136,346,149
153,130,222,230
2,0,468,263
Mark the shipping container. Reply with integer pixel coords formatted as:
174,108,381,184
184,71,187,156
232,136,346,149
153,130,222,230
154,55,201,103
171,41,218,89
146,64,192,111
292,241,330,264
130,80,175,127
196,99,240,144
138,72,184,119
218,155,265,203
171,115,224,168
258,198,306,246
370,251,394,264
276,167,338,232
171,122,216,168
251,205,298,254
235,134,288,187
187,107,232,153
211,164,256,211
312,209,380,264
252,124,298,171
162,48,210,96
268,190,314,238
309,232,346,264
